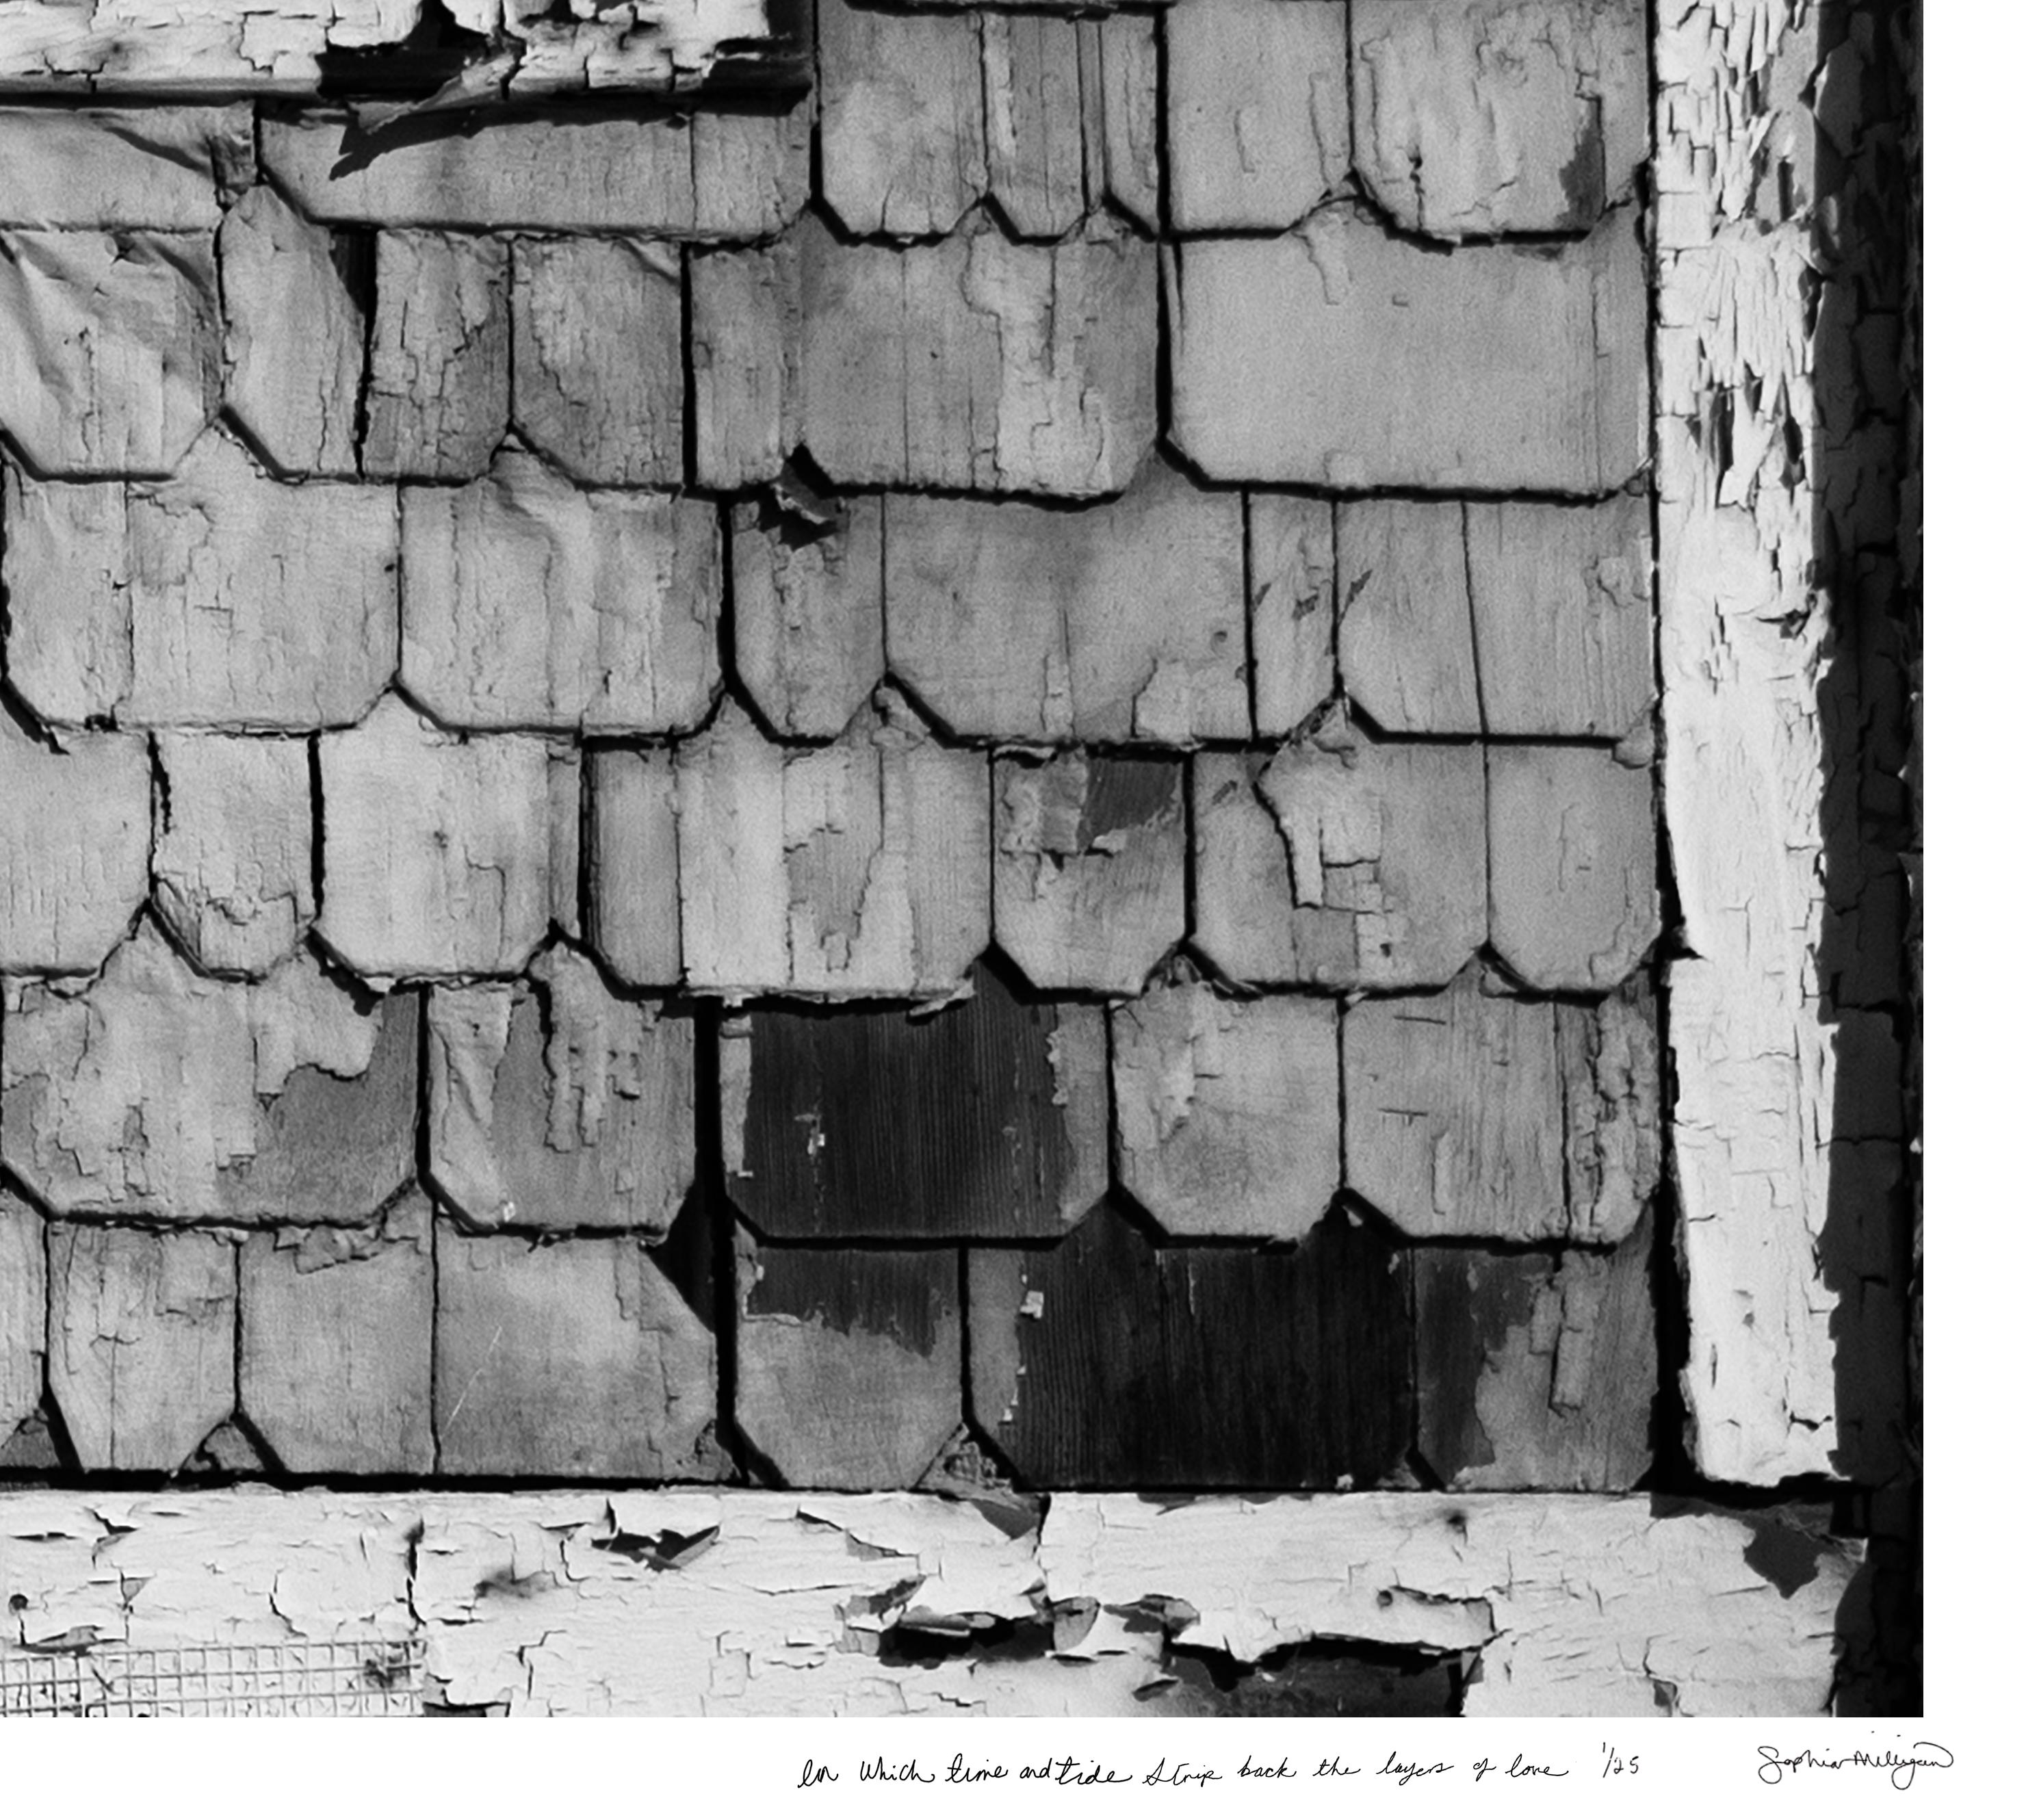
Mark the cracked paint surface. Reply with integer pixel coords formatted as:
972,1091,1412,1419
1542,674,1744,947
0,1489,1854,1716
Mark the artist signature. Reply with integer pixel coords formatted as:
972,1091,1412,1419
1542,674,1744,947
1756,1741,1953,1791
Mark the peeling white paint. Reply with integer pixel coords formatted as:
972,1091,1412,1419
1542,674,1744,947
0,1489,1852,1716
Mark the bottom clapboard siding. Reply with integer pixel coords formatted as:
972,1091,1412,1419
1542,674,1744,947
0,1488,1853,1717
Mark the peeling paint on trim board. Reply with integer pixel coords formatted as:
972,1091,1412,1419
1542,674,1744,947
0,1489,1855,1717
1657,0,1915,1487
0,1,807,101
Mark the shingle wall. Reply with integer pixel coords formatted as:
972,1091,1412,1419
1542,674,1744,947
0,0,1665,1496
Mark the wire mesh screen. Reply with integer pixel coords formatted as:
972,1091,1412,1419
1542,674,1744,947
0,1639,426,1716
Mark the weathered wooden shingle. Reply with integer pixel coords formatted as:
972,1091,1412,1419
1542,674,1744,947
240,1191,434,1477
1487,745,1659,990
731,495,886,742
1169,205,1646,491
428,945,697,1235
400,452,720,733
434,1230,720,1480
972,1201,1413,1487
819,0,987,237
723,966,1107,1240
0,105,250,229
993,751,1186,994
153,732,314,978
1466,496,1655,738
319,696,579,980
885,462,1246,742
1336,499,1478,736
1167,0,1350,229
3,434,398,731
692,215,1158,495
1340,970,1559,1241
1193,716,1487,988
982,10,1105,238
2,922,419,1224
0,231,219,477
1087,10,1161,230
1416,1214,1657,1492
1249,494,1336,738
1113,977,1340,1240
47,1223,237,1474
736,1234,961,1490
818,2,1154,239
0,1191,45,1453
675,696,989,998
1351,0,1648,239
587,745,683,989
261,107,811,235
220,186,365,477
362,231,510,480
1559,983,1663,1246
0,711,150,975
1340,970,1659,1243
511,236,686,486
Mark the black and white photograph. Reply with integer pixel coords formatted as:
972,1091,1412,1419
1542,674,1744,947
0,0,1951,1782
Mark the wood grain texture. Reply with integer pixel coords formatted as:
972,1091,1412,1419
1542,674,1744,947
1340,972,1559,1242
1089,11,1160,230
319,695,577,980
1113,978,1340,1240
1170,204,1646,492
428,945,696,1234
3,922,419,1224
1466,495,1656,739
1416,1216,1657,1492
1351,0,1648,238
1166,0,1350,230
1248,493,1336,738
723,965,1106,1240
0,229,218,477
818,0,985,237
1341,970,1658,1245
730,495,885,742
982,11,1080,237
1487,744,1659,991
0,105,251,228
0,1190,45,1452
736,1233,961,1490
691,214,1157,496
993,752,1185,994
152,732,314,978
1193,715,1486,988
240,1191,434,1477
263,106,811,234
362,231,510,480
1558,982,1663,1245
587,745,682,988
3,433,399,731
47,1222,236,1473
1336,499,1477,736
675,694,989,999
0,711,150,975
434,1227,720,1481
220,186,365,477
972,1199,1413,1489
885,460,1246,743
510,235,686,487
400,450,719,733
